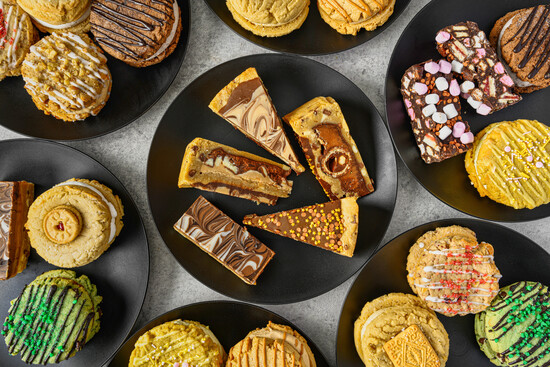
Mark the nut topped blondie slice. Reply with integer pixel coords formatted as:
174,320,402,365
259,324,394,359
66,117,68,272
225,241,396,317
209,67,304,174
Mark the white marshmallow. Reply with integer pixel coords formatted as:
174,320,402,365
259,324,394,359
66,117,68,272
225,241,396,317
451,60,464,73
443,104,458,119
435,77,449,91
460,81,475,93
425,94,440,104
439,126,452,140
422,104,437,117
432,112,448,124
467,96,482,109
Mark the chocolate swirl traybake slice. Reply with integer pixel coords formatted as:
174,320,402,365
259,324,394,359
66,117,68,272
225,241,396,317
283,96,374,200
243,197,359,257
2,270,102,364
173,196,274,285
178,137,293,205
209,67,305,175
0,181,34,281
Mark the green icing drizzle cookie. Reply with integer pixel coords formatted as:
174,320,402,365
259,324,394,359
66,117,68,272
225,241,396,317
2,270,102,364
475,281,550,367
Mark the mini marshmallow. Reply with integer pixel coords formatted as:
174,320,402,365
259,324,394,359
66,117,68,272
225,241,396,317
422,104,437,117
536,162,544,168
424,62,440,74
452,121,466,138
476,48,486,57
443,104,458,119
460,132,475,144
435,77,449,91
438,60,452,74
460,81,475,93
414,82,428,95
432,112,447,124
407,108,415,120
405,99,412,108
527,155,533,162
494,62,505,74
436,31,451,43
449,79,460,96
500,75,514,87
467,96,482,109
425,93,440,104
504,146,511,152
438,125,452,140
451,60,463,73
476,103,492,115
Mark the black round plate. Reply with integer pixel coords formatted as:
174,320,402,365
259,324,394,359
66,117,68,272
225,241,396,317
385,0,550,222
0,139,149,367
0,0,189,141
147,53,397,304
203,0,410,55
108,301,330,366
337,218,550,367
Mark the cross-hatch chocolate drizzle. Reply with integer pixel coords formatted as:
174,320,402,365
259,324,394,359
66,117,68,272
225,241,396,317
91,0,172,60
505,5,550,80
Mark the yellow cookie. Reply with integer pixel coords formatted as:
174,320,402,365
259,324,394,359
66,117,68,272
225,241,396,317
226,0,310,37
25,178,124,268
465,119,550,209
318,0,395,35
16,0,91,33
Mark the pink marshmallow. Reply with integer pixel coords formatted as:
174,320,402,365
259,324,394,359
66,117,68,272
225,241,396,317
536,162,544,168
449,79,460,96
504,146,511,153
424,61,440,74
476,104,492,115
405,99,412,108
500,75,514,87
414,82,428,95
452,122,466,138
476,48,486,57
436,31,451,43
408,108,415,120
460,132,475,144
494,62,505,74
527,155,533,162
438,60,452,74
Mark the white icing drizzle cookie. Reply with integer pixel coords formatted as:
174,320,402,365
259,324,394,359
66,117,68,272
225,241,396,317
21,32,111,121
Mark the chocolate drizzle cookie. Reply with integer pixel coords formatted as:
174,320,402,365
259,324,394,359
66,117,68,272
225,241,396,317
21,32,112,122
490,5,550,93
0,1,38,81
90,0,182,67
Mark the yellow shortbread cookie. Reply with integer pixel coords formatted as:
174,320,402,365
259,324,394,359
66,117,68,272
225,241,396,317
383,325,441,367
318,0,395,35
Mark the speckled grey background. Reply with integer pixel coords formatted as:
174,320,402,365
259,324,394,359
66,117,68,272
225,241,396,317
1,0,549,365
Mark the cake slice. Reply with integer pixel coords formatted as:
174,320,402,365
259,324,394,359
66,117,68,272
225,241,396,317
283,97,374,200
178,137,293,205
208,67,305,174
174,196,274,285
435,21,521,114
243,197,359,257
0,181,34,280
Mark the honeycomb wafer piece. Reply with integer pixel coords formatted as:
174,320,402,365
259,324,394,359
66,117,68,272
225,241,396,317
465,119,550,209
283,96,374,200
178,137,293,205
243,197,358,257
401,59,473,163
435,21,521,115
384,325,441,367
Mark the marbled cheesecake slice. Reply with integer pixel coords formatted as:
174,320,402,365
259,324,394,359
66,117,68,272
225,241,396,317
178,138,293,205
0,181,34,281
209,67,305,174
283,97,374,200
243,197,359,257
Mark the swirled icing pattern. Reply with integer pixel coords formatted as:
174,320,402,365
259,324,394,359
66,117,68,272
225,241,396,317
218,75,303,173
0,182,14,275
173,196,274,285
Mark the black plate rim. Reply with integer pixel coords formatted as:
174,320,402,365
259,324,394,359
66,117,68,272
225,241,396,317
146,52,398,305
0,0,191,142
201,0,412,56
335,216,550,364
0,138,151,367
382,0,549,223
108,299,331,366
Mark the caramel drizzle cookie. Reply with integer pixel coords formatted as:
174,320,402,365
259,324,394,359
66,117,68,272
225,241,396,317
21,32,111,121
90,0,181,67
0,1,37,81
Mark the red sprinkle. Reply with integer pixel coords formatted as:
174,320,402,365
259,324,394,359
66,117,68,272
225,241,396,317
56,222,65,231
0,9,6,39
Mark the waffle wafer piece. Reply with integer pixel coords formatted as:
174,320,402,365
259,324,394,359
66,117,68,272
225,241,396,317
283,96,373,200
0,181,34,280
173,196,274,285
243,197,358,257
178,137,293,205
407,226,501,317
401,59,473,163
465,119,550,209
209,67,304,174
384,325,441,367
436,21,521,115
226,321,316,367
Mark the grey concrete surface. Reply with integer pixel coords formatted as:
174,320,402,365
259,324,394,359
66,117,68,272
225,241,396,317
1,1,549,365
